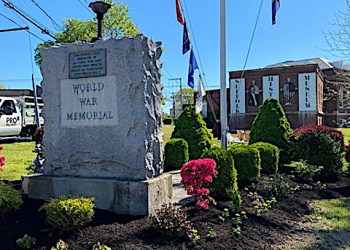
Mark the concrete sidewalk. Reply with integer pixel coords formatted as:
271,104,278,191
168,170,194,206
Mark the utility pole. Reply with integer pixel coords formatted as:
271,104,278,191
169,78,183,112
220,0,228,148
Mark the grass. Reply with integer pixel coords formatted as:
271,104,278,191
163,124,220,146
163,124,174,145
309,198,350,230
339,128,350,144
0,141,34,181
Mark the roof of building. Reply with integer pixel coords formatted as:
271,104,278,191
266,57,350,71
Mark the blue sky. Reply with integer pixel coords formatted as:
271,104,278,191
0,0,348,113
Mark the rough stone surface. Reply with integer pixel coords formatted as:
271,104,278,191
23,174,172,216
41,35,163,180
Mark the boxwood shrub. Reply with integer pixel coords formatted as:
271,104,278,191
201,147,238,200
228,145,261,183
250,142,279,175
40,196,94,231
164,138,189,172
290,125,344,178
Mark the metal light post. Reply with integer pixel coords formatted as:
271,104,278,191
89,1,111,40
220,0,228,148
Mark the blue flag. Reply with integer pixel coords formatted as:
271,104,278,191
188,49,198,88
182,22,190,54
272,0,280,25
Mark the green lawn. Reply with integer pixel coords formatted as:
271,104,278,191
309,198,350,230
339,128,350,144
0,141,34,181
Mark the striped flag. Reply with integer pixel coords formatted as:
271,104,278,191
176,0,185,25
196,75,206,113
272,0,280,25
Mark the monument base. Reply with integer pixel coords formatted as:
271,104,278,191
22,174,172,216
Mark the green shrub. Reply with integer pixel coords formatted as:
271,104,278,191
250,142,279,175
287,161,323,182
201,147,237,200
40,196,94,231
164,138,189,172
171,106,213,160
249,98,292,164
290,130,343,178
228,145,260,183
0,183,23,218
251,174,291,200
150,203,193,238
163,118,173,125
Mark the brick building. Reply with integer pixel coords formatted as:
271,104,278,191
203,58,350,130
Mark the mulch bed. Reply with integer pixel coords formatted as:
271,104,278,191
0,174,349,250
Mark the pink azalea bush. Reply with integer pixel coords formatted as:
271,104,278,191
180,158,218,209
0,145,5,173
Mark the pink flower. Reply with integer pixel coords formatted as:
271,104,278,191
180,158,217,210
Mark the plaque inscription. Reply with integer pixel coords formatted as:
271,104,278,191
69,49,106,79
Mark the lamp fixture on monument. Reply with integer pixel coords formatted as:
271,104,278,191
89,1,111,41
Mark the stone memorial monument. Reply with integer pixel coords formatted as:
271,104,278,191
23,35,172,215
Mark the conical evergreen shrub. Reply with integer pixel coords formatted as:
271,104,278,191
249,98,292,164
171,106,213,160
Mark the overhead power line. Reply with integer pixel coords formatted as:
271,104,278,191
76,0,94,15
2,0,59,41
0,12,45,41
30,0,62,31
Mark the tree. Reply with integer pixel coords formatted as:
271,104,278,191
324,1,350,101
174,87,196,109
34,1,140,66
0,83,5,89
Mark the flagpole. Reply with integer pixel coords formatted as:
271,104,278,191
220,0,227,148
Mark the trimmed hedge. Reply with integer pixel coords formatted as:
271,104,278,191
201,147,238,200
249,98,292,164
171,106,213,160
290,126,343,177
228,145,260,183
250,142,279,175
164,138,189,172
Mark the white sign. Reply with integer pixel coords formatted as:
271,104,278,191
263,75,279,101
230,78,246,113
60,75,118,127
298,73,316,111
